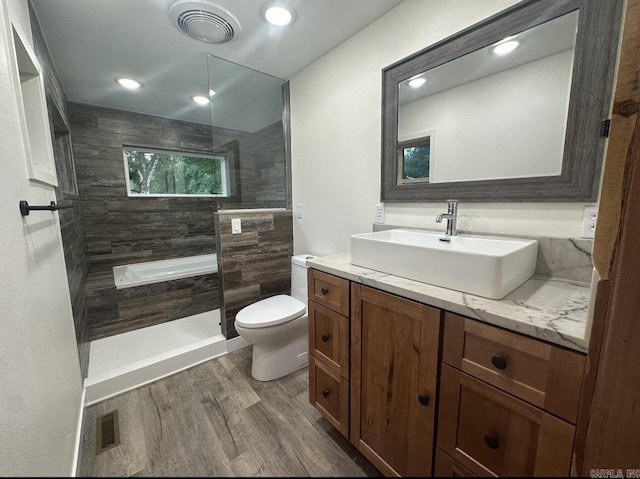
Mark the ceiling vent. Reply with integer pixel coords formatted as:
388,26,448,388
168,1,241,44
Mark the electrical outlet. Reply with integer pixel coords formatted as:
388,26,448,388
582,206,597,238
231,218,242,234
374,203,385,224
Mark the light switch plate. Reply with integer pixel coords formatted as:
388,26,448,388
231,218,242,234
295,203,303,219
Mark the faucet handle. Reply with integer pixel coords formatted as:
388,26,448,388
435,214,443,223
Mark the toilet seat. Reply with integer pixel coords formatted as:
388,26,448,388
235,295,306,329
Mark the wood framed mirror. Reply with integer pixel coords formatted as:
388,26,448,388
381,0,622,202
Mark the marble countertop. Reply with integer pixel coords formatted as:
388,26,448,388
307,254,591,353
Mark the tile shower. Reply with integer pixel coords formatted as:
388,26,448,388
69,102,290,341
31,4,293,403
66,103,291,402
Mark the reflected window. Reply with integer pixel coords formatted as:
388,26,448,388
397,134,433,185
123,147,229,197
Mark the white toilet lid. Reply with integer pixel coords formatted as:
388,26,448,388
235,295,306,329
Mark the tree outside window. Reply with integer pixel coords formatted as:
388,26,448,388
397,134,432,185
124,147,228,197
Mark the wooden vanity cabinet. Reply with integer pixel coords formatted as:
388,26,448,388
307,268,587,478
307,269,351,438
350,283,442,477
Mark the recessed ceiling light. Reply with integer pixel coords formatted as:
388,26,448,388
408,77,427,88
263,3,295,26
116,78,142,89
191,95,210,105
490,37,520,55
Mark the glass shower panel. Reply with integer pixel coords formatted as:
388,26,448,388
207,55,287,209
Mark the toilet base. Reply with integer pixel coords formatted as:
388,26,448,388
251,333,309,381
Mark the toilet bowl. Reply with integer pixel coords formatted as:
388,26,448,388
234,254,316,381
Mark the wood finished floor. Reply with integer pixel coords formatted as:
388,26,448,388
79,347,380,477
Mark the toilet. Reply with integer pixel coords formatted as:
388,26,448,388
234,254,316,381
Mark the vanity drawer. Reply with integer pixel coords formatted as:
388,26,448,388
309,355,349,438
308,300,349,379
442,312,585,423
438,364,575,477
434,448,478,477
308,269,350,316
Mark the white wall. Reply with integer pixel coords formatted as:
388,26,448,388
290,0,593,256
0,0,83,475
399,50,573,182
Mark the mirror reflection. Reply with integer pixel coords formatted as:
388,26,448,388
396,11,578,185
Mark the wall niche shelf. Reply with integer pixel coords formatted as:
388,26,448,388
7,15,57,186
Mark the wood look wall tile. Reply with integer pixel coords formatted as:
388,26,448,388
87,251,154,268
68,103,99,129
105,199,171,212
217,211,293,336
260,278,291,297
71,102,287,341
222,271,243,290
89,311,169,340
179,140,214,152
224,285,262,308
120,135,182,152
85,269,116,290
219,232,259,250
97,116,162,138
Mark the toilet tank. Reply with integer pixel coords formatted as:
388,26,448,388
291,254,316,303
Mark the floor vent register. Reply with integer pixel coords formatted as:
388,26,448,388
95,409,121,455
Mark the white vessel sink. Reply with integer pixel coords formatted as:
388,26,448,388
350,229,538,299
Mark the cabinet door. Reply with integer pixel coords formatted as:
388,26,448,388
438,364,575,477
351,284,441,477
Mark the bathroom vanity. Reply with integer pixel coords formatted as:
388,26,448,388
306,255,589,477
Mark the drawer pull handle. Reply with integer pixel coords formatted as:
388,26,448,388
491,355,507,370
321,334,330,342
321,288,329,295
418,394,429,406
484,435,499,450
322,390,330,398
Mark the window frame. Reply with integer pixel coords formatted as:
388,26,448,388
122,146,230,198
397,129,435,185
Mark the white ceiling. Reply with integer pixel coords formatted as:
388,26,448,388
31,0,405,127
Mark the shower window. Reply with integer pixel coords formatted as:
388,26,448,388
123,146,229,197
397,130,434,185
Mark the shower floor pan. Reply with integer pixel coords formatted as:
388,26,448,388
83,310,247,405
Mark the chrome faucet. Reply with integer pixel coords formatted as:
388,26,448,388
435,199,458,238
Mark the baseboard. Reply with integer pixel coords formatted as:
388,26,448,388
226,335,250,353
71,387,86,477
